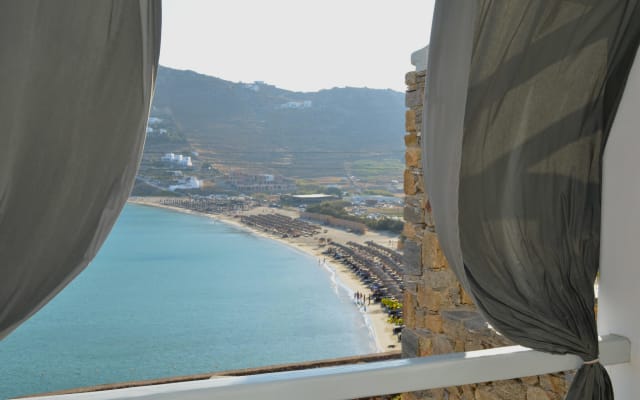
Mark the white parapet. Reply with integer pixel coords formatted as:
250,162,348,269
25,335,629,400
411,46,428,71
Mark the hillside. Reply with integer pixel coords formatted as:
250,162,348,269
146,66,406,178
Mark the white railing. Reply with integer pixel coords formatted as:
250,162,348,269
26,334,629,400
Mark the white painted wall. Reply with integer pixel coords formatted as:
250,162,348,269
598,47,640,399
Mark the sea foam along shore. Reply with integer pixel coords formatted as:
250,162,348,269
128,197,401,353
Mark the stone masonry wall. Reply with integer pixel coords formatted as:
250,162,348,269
401,68,571,400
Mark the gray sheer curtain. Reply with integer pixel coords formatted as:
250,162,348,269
0,0,161,339
425,1,640,399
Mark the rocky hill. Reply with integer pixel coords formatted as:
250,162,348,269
146,66,406,178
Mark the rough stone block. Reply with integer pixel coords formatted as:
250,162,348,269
460,284,475,305
417,285,441,312
416,175,425,194
417,330,434,356
406,110,418,133
475,385,527,400
424,208,435,231
425,314,443,333
403,391,436,400
440,309,489,338
405,88,424,108
475,388,498,400
460,385,476,400
402,221,418,242
401,393,416,400
432,334,454,354
447,386,463,400
446,286,462,307
404,169,422,196
450,386,477,400
404,290,417,329
406,71,418,86
442,316,464,338
422,231,448,270
414,106,423,131
404,274,423,287
405,132,419,146
405,89,417,107
441,310,488,334
405,209,423,228
520,376,538,386
402,327,419,358
526,387,551,400
465,340,484,351
428,388,445,400
405,146,422,168
424,268,458,290
404,281,418,294
414,309,428,328
539,374,567,393
403,328,433,358
403,240,422,275
405,194,424,210
491,381,526,400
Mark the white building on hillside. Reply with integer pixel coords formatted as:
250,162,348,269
278,100,312,109
169,176,201,191
161,153,192,168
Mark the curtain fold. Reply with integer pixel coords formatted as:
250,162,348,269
425,1,640,399
422,0,477,296
0,0,161,339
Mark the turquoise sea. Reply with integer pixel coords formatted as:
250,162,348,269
0,204,375,399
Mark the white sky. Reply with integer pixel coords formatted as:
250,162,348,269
160,0,435,92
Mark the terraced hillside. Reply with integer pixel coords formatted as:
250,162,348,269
146,66,405,179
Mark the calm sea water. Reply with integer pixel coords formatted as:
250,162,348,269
0,204,375,399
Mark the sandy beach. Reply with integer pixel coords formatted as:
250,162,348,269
128,197,401,353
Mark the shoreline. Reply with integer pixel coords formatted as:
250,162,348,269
127,197,401,353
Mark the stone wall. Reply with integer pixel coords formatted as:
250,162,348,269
401,68,571,400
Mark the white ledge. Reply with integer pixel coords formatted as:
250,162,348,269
25,334,630,400
411,46,428,71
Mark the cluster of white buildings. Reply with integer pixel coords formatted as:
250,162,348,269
161,153,192,168
226,172,296,193
279,100,312,109
146,116,167,135
169,176,201,191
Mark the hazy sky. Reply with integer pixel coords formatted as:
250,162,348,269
160,0,435,92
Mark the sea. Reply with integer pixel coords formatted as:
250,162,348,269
0,204,376,399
